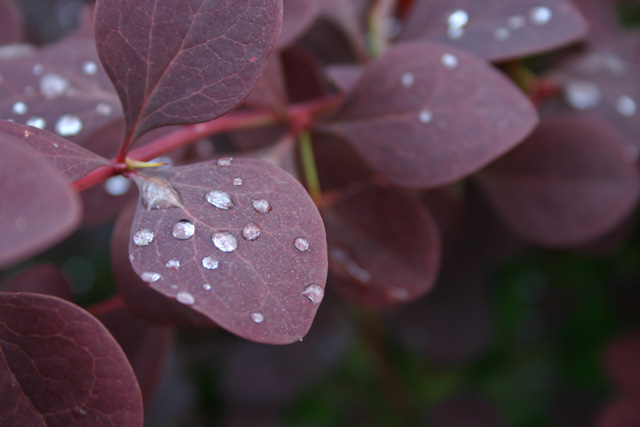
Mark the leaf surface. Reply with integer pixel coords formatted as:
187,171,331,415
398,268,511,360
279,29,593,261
5,264,73,302
278,0,319,50
128,158,327,344
0,138,81,268
478,113,640,246
94,0,283,144
0,0,23,45
320,41,538,188
0,292,143,426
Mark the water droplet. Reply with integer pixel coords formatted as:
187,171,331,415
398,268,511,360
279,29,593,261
40,73,69,99
202,284,212,291
74,406,86,416
25,116,46,129
176,291,195,305
173,220,195,240
96,102,113,116
217,157,233,167
104,175,131,196
302,284,324,305
447,10,469,29
141,272,162,283
205,190,234,209
418,110,433,124
564,81,601,110
133,229,155,246
616,95,637,117
82,61,98,75
386,288,410,302
294,237,310,252
529,6,552,25
507,15,526,30
447,27,464,39
139,177,183,210
213,231,238,252
12,101,27,115
252,199,272,214
329,248,372,284
232,177,243,186
250,312,264,323
202,256,219,270
494,27,510,41
242,222,261,241
166,259,180,270
55,114,83,136
441,53,459,69
400,72,415,88
32,64,44,75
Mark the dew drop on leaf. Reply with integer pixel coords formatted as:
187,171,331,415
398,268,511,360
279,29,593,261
418,110,433,124
104,175,131,196
25,116,46,129
55,114,83,136
232,178,243,186
386,287,410,302
441,53,459,69
165,259,180,270
294,237,310,252
400,72,415,88
529,6,553,26
139,177,183,210
32,64,44,75
494,27,510,41
176,291,195,305
212,232,238,253
616,95,637,117
330,247,372,284
242,222,261,241
217,157,233,167
507,15,526,30
448,10,469,29
172,220,195,240
564,81,601,110
132,229,155,246
251,199,272,214
250,312,264,323
202,256,219,270
96,102,113,116
302,284,324,305
202,284,212,291
82,61,98,75
12,101,27,115
205,190,234,209
140,272,162,283
40,74,69,99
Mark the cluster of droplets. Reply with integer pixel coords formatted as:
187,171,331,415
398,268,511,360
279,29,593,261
563,81,637,118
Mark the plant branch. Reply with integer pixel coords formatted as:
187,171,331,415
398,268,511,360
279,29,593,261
299,130,322,205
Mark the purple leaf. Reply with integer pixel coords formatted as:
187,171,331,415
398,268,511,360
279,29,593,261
94,0,284,145
597,397,640,427
278,0,319,50
320,41,538,188
0,120,110,182
326,64,363,93
127,158,327,344
0,138,81,269
5,264,74,302
0,35,123,148
605,331,640,394
478,113,640,246
0,292,143,426
324,187,440,306
0,0,23,45
400,0,588,62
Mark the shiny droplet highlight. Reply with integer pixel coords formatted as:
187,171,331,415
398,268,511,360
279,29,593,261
133,229,155,246
213,232,238,252
242,222,261,241
205,190,234,209
172,220,195,240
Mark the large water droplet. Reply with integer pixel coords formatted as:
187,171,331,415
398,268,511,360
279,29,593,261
250,312,264,323
294,237,310,252
213,232,238,252
205,190,234,209
242,222,261,241
251,199,272,214
616,95,637,117
95,102,113,116
564,81,601,110
302,284,324,305
386,287,410,302
202,256,219,270
133,229,155,246
494,27,510,41
507,15,526,30
104,175,131,196
202,284,212,291
529,6,552,25
233,178,243,186
448,10,469,29
166,259,180,270
82,61,98,75
12,101,27,115
176,291,195,305
173,220,195,240
139,177,183,210
441,53,459,69
418,110,433,124
40,73,69,99
25,116,46,129
141,272,162,283
55,114,83,136
217,157,233,167
400,72,415,88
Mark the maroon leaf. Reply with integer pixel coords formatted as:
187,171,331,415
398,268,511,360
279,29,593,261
324,187,440,306
319,41,538,188
326,64,364,93
94,0,284,145
597,397,640,427
400,0,588,62
477,113,640,246
605,331,640,394
0,138,81,269
0,35,123,148
112,202,215,328
0,120,110,182
5,264,73,302
0,0,23,45
127,158,327,344
281,45,329,103
278,0,319,50
0,292,143,426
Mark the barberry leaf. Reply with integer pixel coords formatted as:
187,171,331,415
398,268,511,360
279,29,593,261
94,0,284,145
0,0,23,45
127,158,327,344
0,138,81,269
477,113,640,246
278,0,319,50
0,292,143,426
324,187,440,306
597,398,640,427
0,120,110,182
400,0,588,62
605,331,640,393
320,41,538,188
5,264,74,302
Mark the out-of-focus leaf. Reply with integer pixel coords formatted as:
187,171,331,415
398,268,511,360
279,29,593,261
0,0,23,45
597,397,640,427
278,0,319,50
5,263,73,302
605,331,640,393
